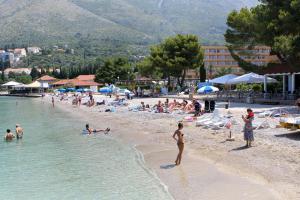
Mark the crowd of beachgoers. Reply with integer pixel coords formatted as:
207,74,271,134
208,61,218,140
52,92,203,115
49,91,300,142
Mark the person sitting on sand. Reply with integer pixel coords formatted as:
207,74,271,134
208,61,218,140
168,99,176,107
184,101,194,112
242,108,255,148
156,100,164,113
140,102,146,111
168,99,177,111
114,95,120,101
4,129,15,141
172,122,185,165
85,124,110,135
193,99,201,117
96,100,105,106
180,100,188,111
15,124,23,139
164,98,169,107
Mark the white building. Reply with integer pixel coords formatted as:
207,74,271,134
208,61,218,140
4,68,32,77
27,47,41,54
14,48,27,58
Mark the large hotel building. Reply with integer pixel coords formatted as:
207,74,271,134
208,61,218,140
185,45,279,79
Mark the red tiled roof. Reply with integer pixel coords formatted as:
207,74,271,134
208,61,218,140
53,79,100,86
71,80,100,86
76,75,95,81
53,79,71,85
37,75,56,81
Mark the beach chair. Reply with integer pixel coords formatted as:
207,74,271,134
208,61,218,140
258,110,273,118
202,116,223,128
207,118,230,130
196,113,213,121
279,117,297,129
196,109,220,127
194,114,212,126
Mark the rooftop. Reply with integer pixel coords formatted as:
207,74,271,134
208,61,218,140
76,75,95,81
53,79,100,87
37,75,57,81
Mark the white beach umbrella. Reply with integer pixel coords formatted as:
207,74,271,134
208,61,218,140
227,72,277,84
210,74,239,85
2,81,22,87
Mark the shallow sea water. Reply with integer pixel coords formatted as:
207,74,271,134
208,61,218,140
0,97,173,200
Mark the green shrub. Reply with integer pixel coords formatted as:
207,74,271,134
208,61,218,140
252,84,262,92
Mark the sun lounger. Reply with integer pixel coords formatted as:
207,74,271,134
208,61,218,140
201,116,223,127
279,117,297,128
196,109,221,127
196,113,213,121
196,117,213,126
208,118,230,129
258,111,273,118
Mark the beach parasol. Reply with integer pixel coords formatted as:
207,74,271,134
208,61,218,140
66,88,76,92
2,81,22,87
197,85,219,94
227,72,277,84
210,74,239,85
58,88,67,93
99,87,112,93
83,88,92,92
76,88,85,92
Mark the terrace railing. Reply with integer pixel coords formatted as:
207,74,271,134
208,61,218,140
215,91,299,104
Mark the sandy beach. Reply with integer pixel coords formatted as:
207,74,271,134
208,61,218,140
42,94,300,200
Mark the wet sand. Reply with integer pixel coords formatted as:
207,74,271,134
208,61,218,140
42,94,300,199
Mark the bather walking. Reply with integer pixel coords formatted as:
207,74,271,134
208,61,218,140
15,124,24,139
172,122,185,165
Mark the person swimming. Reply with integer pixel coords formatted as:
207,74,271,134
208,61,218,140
15,124,23,139
4,129,15,141
85,124,110,135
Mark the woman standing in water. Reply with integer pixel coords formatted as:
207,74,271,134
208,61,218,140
172,122,184,165
242,108,254,148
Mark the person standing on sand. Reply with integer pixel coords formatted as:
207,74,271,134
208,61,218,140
15,124,23,139
78,96,82,107
172,122,185,165
52,96,55,107
242,108,254,148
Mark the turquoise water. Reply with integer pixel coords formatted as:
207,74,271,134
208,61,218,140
0,97,173,200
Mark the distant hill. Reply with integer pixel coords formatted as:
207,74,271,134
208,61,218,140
0,0,258,49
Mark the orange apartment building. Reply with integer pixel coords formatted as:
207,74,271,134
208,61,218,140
185,45,279,79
